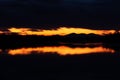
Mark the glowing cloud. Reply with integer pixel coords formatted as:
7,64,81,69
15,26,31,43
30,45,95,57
8,27,115,36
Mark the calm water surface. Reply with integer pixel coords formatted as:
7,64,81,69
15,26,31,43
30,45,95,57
0,43,119,80
0,43,115,55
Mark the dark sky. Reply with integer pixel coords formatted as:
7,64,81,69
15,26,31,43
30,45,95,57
0,0,120,30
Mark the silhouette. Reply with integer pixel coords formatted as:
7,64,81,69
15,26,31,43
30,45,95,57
0,32,119,49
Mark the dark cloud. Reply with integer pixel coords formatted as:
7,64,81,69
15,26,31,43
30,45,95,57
0,0,120,30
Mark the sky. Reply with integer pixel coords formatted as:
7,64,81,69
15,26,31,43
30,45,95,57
0,0,120,30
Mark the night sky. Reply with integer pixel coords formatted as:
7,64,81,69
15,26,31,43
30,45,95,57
0,0,120,30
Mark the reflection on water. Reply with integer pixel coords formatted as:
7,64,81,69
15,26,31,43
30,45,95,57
0,49,2,53
7,46,114,56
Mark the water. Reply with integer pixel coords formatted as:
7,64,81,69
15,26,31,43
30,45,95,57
0,43,120,80
0,43,115,55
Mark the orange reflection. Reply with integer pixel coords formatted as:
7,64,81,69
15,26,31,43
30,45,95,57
0,31,4,34
8,46,114,55
0,49,2,53
8,27,115,36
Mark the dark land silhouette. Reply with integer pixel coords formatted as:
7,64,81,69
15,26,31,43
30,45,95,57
0,32,120,49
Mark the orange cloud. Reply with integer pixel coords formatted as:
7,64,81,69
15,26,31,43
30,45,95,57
8,27,115,36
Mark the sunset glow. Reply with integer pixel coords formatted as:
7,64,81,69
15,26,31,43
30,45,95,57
0,31,4,34
8,46,114,55
7,27,115,36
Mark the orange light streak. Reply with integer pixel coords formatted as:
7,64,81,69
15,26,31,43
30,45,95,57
8,46,114,55
8,27,115,36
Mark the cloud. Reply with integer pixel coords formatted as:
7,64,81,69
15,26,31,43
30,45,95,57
6,27,115,36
